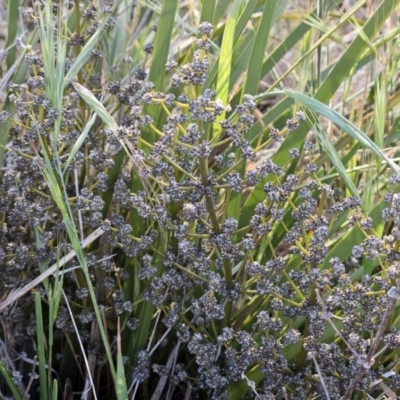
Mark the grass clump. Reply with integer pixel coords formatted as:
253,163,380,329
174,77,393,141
1,1,400,400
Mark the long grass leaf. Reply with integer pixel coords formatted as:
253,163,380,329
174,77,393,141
216,0,241,108
203,0,258,90
5,0,19,69
148,0,178,91
315,124,361,202
116,319,129,400
0,362,23,400
35,292,49,400
200,0,216,24
213,0,232,25
63,113,97,172
40,169,119,386
36,1,55,102
241,0,279,98
141,0,178,145
283,89,400,174
64,1,122,86
71,82,117,128
52,380,58,400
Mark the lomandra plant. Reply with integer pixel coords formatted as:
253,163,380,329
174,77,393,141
1,1,400,400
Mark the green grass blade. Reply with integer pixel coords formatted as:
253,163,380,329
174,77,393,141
148,0,178,91
35,291,49,400
374,77,386,172
235,0,262,37
36,1,55,102
71,82,137,165
203,0,258,90
71,82,118,128
200,0,216,24
101,4,138,69
213,0,233,25
143,0,178,144
259,1,330,80
116,319,129,400
241,0,280,98
216,0,241,108
52,380,58,399
5,0,19,69
63,113,97,172
39,165,119,387
64,1,122,86
283,89,400,174
314,122,361,202
227,35,255,89
0,362,23,400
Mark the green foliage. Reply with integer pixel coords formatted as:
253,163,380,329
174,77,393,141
1,1,400,399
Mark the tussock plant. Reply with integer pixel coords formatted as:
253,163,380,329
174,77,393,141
1,1,400,400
